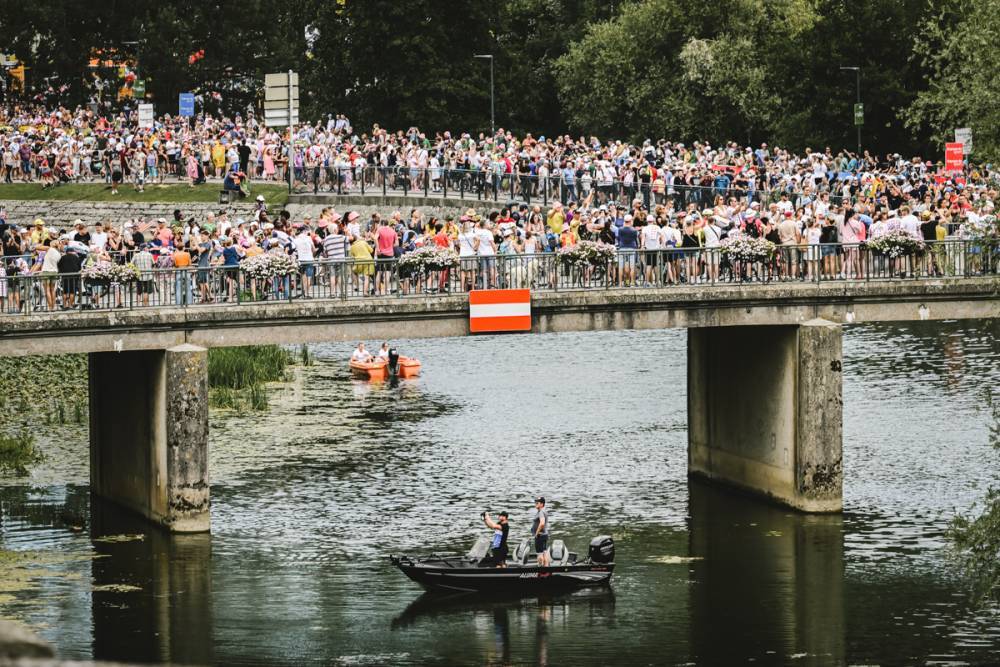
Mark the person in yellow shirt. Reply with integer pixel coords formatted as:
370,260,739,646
547,202,565,235
30,219,46,245
444,215,459,240
211,141,226,177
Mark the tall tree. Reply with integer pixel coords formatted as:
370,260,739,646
904,0,1000,161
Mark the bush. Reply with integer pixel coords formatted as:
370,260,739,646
0,430,45,477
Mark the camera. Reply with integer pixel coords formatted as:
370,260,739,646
480,512,486,520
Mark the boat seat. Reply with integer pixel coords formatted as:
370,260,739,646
549,540,569,566
513,539,531,564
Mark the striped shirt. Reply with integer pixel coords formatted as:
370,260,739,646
322,233,348,259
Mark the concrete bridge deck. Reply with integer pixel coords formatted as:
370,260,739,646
1,277,996,356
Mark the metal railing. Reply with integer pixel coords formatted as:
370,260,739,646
0,241,994,316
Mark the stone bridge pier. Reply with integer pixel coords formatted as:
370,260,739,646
687,319,843,512
88,344,210,532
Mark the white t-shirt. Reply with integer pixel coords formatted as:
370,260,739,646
91,231,108,250
293,233,314,261
458,231,477,257
476,229,496,256
900,214,920,237
351,348,370,362
641,224,662,250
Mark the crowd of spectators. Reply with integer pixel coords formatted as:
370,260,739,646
2,104,998,207
0,104,996,312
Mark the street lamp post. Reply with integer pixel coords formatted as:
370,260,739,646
840,66,861,157
474,54,494,137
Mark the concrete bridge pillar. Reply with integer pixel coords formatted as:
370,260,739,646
687,319,843,512
89,344,210,532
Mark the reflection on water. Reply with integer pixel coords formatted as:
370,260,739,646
0,320,997,664
89,500,213,666
688,479,845,664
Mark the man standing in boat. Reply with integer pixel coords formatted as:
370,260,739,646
481,511,509,567
532,497,551,567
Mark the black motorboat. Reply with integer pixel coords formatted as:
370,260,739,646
389,535,615,593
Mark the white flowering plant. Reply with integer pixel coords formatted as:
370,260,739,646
961,215,1000,250
864,231,925,258
82,261,140,283
556,240,617,267
719,236,776,263
397,246,460,277
241,253,300,281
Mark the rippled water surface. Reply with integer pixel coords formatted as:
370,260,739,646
1,321,998,665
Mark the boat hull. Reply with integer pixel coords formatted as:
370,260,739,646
397,357,421,378
349,359,388,381
391,559,613,593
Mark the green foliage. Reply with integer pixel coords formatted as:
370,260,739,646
207,345,291,390
207,345,296,413
949,393,1000,606
554,0,928,151
0,0,987,155
0,355,89,430
905,0,1000,161
0,429,45,477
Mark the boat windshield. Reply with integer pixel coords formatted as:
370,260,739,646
466,536,491,561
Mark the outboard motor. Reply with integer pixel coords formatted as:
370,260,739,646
588,535,615,564
387,348,399,376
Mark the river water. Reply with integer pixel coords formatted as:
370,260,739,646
1,321,998,666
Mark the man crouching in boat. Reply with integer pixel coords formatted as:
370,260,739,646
481,511,509,567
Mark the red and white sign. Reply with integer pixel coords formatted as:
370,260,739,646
469,289,531,333
945,142,964,172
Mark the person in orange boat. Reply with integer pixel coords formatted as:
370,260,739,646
351,342,373,363
376,342,390,361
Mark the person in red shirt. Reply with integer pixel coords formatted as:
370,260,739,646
374,218,398,295
432,222,452,292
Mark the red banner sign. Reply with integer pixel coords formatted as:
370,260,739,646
945,143,964,172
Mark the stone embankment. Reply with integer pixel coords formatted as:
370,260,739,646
0,195,485,228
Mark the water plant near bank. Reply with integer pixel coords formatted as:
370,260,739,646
0,430,45,477
949,391,1000,606
207,345,296,412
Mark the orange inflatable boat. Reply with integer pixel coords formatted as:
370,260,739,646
350,358,389,381
349,355,422,381
396,356,422,378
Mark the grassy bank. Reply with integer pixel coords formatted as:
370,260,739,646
0,182,289,206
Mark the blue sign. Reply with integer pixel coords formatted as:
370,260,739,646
178,93,195,117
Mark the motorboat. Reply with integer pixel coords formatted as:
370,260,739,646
349,358,389,381
350,349,422,381
389,535,615,593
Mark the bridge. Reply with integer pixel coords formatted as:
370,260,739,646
2,276,997,533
